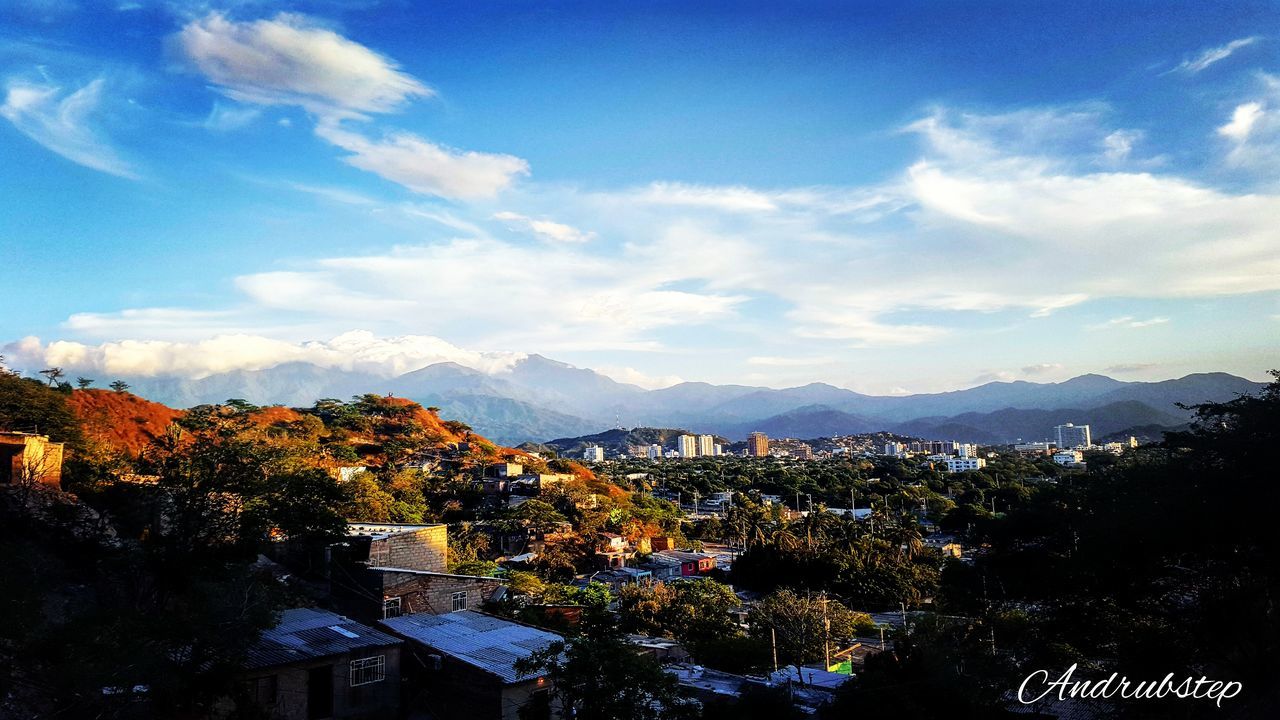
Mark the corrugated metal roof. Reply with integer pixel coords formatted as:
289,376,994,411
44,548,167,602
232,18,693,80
246,608,402,670
380,611,562,684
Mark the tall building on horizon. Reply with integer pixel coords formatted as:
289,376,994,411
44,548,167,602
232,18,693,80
1055,423,1091,449
697,434,715,457
678,434,698,458
747,432,769,457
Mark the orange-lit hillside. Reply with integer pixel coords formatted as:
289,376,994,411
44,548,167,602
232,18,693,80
68,389,184,457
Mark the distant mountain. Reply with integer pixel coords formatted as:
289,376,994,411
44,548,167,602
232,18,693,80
891,400,1187,445
541,427,730,457
82,356,1266,446
714,404,881,439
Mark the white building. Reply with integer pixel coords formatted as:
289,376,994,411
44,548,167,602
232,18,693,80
678,434,698,458
882,441,905,456
1055,423,1092,449
713,443,724,456
697,434,716,457
946,457,986,473
1014,441,1054,456
647,443,663,460
1053,449,1084,466
583,445,605,462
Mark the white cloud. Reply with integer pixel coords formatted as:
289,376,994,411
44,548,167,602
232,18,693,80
592,365,683,389
315,119,529,199
1102,129,1140,162
1172,36,1261,74
1218,101,1264,142
1021,363,1064,376
177,12,429,114
494,211,594,243
4,330,525,379
1088,316,1170,330
1,76,138,178
747,356,838,367
177,12,530,200
202,101,260,131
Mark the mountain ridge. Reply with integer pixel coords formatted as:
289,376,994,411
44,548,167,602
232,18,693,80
62,357,1265,445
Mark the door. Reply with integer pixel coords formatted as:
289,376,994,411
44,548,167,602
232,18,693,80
307,665,334,719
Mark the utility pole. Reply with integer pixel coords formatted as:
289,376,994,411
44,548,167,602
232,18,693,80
771,627,779,674
821,595,831,670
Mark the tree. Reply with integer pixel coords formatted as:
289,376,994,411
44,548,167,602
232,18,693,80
515,620,697,720
0,372,82,442
748,590,867,666
108,380,130,393
75,377,94,389
38,367,64,387
618,578,741,645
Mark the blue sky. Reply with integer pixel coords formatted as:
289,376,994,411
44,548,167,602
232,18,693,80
1,0,1278,393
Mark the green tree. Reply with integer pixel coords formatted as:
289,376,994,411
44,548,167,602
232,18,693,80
108,380,130,393
515,620,697,720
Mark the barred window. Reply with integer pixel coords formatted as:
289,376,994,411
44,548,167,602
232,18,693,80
383,597,402,619
350,656,385,686
243,675,276,705
451,591,468,612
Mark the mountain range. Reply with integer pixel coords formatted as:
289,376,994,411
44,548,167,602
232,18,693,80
104,356,1264,445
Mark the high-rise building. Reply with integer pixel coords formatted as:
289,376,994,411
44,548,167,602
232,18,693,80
697,434,716,457
678,434,698,458
747,432,769,457
1054,423,1091,449
647,444,663,460
583,445,604,462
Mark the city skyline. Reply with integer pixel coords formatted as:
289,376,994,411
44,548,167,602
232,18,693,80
3,1,1279,395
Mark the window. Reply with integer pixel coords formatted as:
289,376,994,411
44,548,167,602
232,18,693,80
383,597,402,619
451,591,468,612
243,675,277,705
350,656,386,686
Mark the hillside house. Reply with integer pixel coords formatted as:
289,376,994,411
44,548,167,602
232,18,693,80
380,610,563,720
231,608,402,720
334,523,506,622
0,431,64,488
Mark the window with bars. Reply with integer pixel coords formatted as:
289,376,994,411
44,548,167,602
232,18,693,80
451,591,468,612
383,597,402,619
349,656,386,686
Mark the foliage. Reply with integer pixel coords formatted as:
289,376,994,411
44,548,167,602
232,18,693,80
0,372,82,443
747,589,869,666
514,617,697,720
617,578,741,645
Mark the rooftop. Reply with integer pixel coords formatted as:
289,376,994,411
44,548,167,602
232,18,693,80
380,610,562,684
247,608,402,670
346,522,444,540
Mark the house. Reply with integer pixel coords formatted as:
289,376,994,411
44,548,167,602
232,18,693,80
380,610,563,720
334,523,506,622
637,553,685,581
232,608,402,720
345,523,448,572
489,462,523,478
924,533,963,558
596,532,630,569
655,549,716,577
0,431,64,488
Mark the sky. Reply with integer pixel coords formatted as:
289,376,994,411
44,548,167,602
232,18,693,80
1,0,1278,394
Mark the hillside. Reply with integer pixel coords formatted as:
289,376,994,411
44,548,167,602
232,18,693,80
68,389,184,456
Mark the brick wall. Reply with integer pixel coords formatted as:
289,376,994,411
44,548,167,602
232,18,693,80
369,526,447,573
383,572,505,616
